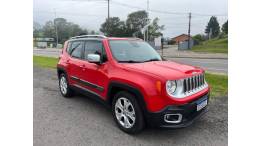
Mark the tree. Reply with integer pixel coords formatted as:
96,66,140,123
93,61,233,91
147,17,164,40
42,18,94,44
222,20,228,34
126,10,150,38
42,21,56,39
100,17,126,37
35,18,97,44
205,16,220,38
54,18,70,43
99,10,164,39
192,34,206,45
33,22,43,38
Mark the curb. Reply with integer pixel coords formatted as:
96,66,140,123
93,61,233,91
164,56,228,60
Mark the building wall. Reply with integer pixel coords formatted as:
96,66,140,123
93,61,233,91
178,40,194,50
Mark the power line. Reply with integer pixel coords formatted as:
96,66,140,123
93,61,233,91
107,0,110,36
146,0,149,41
34,11,106,17
54,9,59,48
112,1,187,15
111,0,227,17
193,13,228,17
53,0,107,11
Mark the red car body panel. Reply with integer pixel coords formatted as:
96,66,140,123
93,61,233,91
57,38,210,113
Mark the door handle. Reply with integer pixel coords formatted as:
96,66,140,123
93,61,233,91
65,59,70,64
80,65,86,71
80,65,86,68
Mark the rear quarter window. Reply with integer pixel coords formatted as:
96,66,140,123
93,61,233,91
66,42,72,54
70,41,84,59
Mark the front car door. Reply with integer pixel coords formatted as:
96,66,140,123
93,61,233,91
79,40,109,99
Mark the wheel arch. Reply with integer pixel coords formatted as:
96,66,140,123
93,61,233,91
107,81,148,114
57,67,67,79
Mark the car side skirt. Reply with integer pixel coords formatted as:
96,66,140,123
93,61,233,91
70,84,110,109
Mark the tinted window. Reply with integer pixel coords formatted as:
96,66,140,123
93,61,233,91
66,42,72,54
84,41,107,62
70,41,83,58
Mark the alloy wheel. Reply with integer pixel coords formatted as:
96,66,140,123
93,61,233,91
60,76,68,95
115,97,136,129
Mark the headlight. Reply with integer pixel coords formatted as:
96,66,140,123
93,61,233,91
166,80,177,96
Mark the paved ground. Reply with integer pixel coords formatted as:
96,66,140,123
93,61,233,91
34,48,62,58
34,67,228,146
157,45,228,59
34,48,228,74
168,58,228,74
158,46,228,74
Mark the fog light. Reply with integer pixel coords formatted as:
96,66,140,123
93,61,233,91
164,113,182,123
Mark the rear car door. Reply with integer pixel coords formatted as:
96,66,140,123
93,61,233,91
67,41,84,85
79,40,109,99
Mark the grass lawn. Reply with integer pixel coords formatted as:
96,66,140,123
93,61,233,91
206,73,228,97
192,37,228,54
33,55,228,97
33,56,58,69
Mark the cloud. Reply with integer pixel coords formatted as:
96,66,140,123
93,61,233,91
33,0,228,37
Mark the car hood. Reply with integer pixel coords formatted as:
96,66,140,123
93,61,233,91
121,61,203,80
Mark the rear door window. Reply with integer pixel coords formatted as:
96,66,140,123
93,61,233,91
66,42,72,54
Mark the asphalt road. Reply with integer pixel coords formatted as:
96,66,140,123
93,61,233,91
34,48,62,58
168,58,228,74
33,48,227,74
34,67,228,146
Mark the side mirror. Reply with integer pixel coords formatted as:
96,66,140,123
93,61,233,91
87,54,101,64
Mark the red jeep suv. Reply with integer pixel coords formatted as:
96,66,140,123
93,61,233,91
57,35,209,134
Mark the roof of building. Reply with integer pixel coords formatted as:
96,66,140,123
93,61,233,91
172,34,191,39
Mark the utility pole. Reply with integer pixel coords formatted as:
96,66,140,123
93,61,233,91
187,12,191,49
108,0,110,19
146,0,149,42
209,28,212,40
107,0,110,36
54,9,58,49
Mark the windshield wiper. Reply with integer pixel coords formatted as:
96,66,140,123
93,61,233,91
118,60,143,63
143,58,161,62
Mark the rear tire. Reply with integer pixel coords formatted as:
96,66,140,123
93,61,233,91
112,91,145,134
59,73,73,98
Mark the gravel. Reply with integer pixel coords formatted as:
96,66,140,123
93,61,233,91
34,66,228,146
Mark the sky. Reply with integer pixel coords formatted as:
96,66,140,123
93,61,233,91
33,0,228,38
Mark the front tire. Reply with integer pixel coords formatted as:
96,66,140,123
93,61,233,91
59,73,73,98
112,91,145,134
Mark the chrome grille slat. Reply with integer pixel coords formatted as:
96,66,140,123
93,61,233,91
194,76,196,90
183,73,205,94
195,76,198,88
183,79,186,93
200,74,203,85
191,77,194,90
199,75,202,86
189,78,192,91
202,74,205,84
187,78,190,93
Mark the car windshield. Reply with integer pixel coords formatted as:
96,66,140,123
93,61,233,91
109,40,162,63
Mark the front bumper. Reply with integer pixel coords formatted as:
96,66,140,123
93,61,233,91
145,93,209,128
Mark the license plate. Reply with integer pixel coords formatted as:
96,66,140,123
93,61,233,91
196,98,208,111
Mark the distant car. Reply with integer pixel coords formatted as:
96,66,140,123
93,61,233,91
57,35,210,134
37,42,47,49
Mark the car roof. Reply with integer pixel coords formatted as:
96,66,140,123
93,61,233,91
68,35,143,41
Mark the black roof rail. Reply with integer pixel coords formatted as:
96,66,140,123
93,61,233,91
70,35,107,39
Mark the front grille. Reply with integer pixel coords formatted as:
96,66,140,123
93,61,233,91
183,73,205,93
